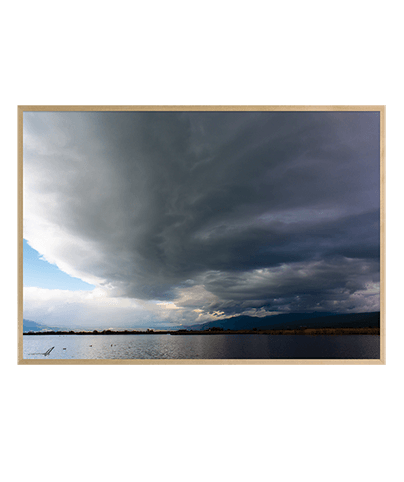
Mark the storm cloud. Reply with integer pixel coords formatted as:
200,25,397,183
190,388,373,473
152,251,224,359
23,110,380,326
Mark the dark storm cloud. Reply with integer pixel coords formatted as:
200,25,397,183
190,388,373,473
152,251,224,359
24,110,380,315
199,257,380,314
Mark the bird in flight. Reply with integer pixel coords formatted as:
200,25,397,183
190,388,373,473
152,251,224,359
29,347,54,356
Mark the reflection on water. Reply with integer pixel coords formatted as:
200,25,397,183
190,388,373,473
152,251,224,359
23,334,380,360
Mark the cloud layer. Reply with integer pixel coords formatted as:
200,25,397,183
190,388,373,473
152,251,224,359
23,111,380,326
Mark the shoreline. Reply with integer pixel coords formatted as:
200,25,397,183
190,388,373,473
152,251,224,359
23,327,380,336
171,328,380,336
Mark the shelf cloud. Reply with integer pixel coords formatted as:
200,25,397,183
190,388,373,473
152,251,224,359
23,110,380,327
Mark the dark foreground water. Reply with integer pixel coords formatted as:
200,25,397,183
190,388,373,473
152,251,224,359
23,334,380,360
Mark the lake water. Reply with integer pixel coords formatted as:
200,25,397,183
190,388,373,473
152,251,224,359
23,334,380,360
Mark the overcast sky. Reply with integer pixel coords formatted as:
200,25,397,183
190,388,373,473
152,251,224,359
23,110,380,329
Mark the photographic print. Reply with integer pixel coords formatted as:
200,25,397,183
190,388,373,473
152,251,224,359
18,106,385,364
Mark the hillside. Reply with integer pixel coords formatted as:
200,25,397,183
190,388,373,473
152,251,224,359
189,312,380,331
23,319,68,332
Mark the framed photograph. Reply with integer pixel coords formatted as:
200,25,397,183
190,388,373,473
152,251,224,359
18,106,385,364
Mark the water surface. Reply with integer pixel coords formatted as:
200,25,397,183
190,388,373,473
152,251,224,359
23,334,380,360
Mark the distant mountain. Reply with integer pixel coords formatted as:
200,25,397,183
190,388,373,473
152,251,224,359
23,319,67,332
189,312,380,331
189,312,335,331
271,312,380,330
